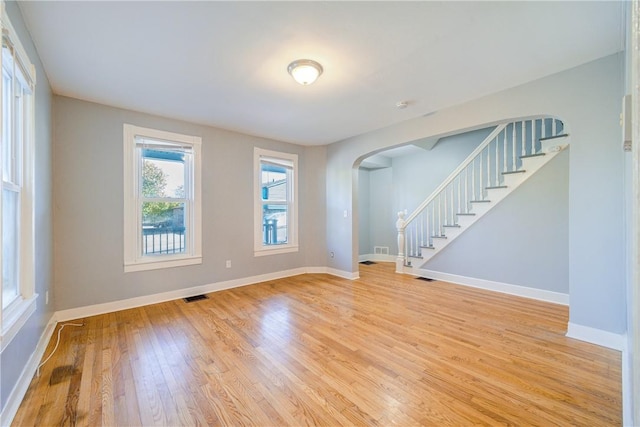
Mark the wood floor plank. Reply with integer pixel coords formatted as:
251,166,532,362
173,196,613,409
13,263,621,426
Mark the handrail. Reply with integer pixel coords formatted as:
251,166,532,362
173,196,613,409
401,123,507,227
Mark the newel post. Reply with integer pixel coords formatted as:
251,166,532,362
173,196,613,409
396,211,406,273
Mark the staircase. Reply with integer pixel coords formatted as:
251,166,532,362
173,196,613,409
396,117,569,273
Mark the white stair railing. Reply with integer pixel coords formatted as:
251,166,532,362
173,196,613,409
397,117,565,268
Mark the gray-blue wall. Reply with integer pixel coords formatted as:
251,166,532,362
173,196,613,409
329,54,625,336
53,96,327,310
425,150,569,293
358,127,568,294
0,0,54,413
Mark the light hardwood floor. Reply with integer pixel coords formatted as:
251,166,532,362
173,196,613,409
13,263,620,426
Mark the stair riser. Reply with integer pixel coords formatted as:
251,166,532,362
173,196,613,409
407,144,566,268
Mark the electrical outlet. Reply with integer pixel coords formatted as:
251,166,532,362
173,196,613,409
225,260,231,268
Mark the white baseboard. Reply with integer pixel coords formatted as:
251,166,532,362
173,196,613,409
0,315,57,427
413,268,570,306
358,253,396,263
325,267,359,280
622,346,633,426
55,267,358,322
566,322,626,351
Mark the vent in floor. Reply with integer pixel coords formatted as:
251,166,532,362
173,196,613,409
360,261,376,265
184,294,208,303
416,277,434,282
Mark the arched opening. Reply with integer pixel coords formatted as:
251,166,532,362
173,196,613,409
351,116,569,298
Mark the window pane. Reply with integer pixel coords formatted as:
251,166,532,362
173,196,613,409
261,163,287,202
262,204,288,245
3,68,12,183
141,202,186,255
142,149,185,198
2,189,19,309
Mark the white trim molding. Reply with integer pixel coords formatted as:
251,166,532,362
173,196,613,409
55,267,357,322
0,315,56,427
122,124,202,273
412,268,569,306
0,294,37,352
358,253,397,263
325,268,359,280
566,322,626,351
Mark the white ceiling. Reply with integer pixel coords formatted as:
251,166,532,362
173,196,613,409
18,1,624,146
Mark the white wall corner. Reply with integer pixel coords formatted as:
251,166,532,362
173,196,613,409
325,267,359,280
0,314,57,427
566,322,626,351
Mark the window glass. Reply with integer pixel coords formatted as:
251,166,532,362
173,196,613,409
123,125,201,272
2,188,18,309
254,148,297,255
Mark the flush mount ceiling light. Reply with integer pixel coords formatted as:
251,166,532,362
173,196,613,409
287,59,323,85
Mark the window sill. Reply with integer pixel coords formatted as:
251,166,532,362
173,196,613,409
1,294,37,353
124,255,202,273
254,245,299,257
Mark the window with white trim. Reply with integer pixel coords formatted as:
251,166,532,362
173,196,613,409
0,1,37,351
254,148,298,256
123,125,202,272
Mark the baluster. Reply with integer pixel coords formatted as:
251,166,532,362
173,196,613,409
443,186,448,225
495,137,499,186
531,119,535,155
521,121,526,157
419,212,424,247
430,203,434,244
485,147,490,193
502,129,508,173
512,123,517,170
552,118,557,137
457,175,461,217
464,167,469,212
479,151,484,200
471,158,476,202
438,194,442,235
450,184,454,224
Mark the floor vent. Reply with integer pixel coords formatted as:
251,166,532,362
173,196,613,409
360,260,376,265
184,294,208,303
416,277,434,282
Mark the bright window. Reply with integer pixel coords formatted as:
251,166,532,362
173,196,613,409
254,148,298,256
123,125,201,272
0,1,37,351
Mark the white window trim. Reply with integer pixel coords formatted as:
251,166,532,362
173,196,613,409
254,147,298,256
0,0,37,349
123,124,202,272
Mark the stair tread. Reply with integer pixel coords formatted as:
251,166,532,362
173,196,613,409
520,153,545,159
485,185,508,189
420,245,435,249
502,170,526,175
456,213,476,216
431,235,447,239
539,133,569,141
470,199,491,203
